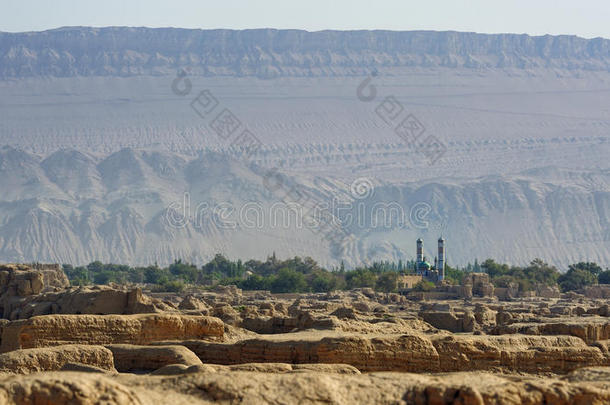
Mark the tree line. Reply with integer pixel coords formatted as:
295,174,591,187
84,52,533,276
481,259,609,293
62,255,608,294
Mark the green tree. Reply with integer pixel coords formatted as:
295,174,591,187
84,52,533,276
144,266,170,284
345,268,377,289
239,274,270,290
568,262,603,277
444,265,465,285
270,268,307,293
473,259,481,272
375,271,398,292
309,270,343,292
65,265,90,285
558,268,597,292
93,270,113,285
202,254,244,280
523,259,560,286
169,260,199,283
598,270,610,284
481,259,509,278
86,261,104,273
127,267,145,283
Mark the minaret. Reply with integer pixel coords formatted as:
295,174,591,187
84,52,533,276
437,237,445,281
416,238,423,264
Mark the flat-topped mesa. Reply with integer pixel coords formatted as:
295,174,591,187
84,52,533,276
3,28,610,79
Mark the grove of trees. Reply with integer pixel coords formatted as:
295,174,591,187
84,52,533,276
481,259,608,293
62,255,607,295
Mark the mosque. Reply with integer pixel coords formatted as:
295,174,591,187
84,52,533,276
414,237,445,282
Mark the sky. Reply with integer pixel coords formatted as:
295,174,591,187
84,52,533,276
1,0,610,39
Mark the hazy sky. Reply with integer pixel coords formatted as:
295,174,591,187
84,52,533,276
1,0,609,38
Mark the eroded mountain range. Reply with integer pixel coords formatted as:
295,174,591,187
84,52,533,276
0,27,608,267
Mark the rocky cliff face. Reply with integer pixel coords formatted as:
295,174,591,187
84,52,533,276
1,27,609,78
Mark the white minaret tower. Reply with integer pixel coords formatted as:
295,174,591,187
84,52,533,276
438,237,445,281
416,238,424,263
416,238,424,274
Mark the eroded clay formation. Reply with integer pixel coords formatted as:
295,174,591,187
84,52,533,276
1,263,610,404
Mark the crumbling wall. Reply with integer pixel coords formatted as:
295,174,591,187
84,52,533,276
0,264,70,318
